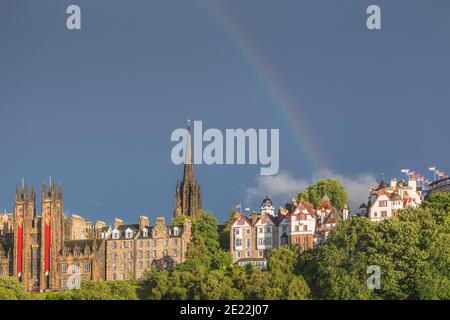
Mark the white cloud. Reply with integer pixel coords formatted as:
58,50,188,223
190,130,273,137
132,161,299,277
245,168,378,211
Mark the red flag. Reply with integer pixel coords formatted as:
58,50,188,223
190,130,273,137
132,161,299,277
17,212,23,275
45,210,51,274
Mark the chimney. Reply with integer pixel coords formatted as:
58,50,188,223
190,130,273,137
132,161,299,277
114,218,123,230
408,176,417,190
390,178,397,188
139,215,149,230
156,217,165,226
252,211,258,224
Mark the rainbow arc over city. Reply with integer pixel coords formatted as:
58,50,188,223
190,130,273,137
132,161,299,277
200,0,324,175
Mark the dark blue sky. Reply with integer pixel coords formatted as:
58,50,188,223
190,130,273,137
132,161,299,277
1,0,449,224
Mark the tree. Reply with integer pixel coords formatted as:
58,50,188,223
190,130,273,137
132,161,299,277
219,209,237,250
298,209,450,300
45,280,138,300
0,277,32,300
422,192,450,212
297,179,348,211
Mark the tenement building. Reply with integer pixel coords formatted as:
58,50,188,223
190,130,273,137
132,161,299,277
0,183,192,292
230,196,348,269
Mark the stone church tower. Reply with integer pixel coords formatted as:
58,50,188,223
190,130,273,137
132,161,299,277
174,121,202,219
12,182,65,291
39,182,64,290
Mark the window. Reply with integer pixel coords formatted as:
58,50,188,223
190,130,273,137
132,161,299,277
246,228,250,235
235,238,242,247
282,226,287,233
235,251,241,258
125,230,133,239
138,261,143,269
146,250,150,258
84,262,91,272
139,241,143,248
374,212,378,217
120,263,125,270
234,228,240,236
173,239,178,246
303,225,307,231
61,279,67,289
258,238,264,246
266,226,271,233
146,240,150,247
266,237,272,245
164,240,168,247
127,263,132,270
112,231,119,240
146,261,151,268
246,251,251,258
152,250,156,258
379,200,388,207
173,249,177,257
381,211,388,218
246,239,250,248
142,229,148,237
61,263,67,272
112,263,116,271
112,242,117,249
295,225,300,232
128,241,133,249
138,251,143,258
152,240,157,247
259,227,264,233
121,242,126,249
128,252,132,259
122,274,126,280
112,274,116,280
121,253,126,259
259,250,263,257
163,249,168,257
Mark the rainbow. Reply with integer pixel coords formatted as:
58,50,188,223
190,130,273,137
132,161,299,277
199,0,324,175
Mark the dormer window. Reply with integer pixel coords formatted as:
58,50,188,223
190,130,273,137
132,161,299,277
112,230,120,240
142,228,148,237
173,227,179,236
125,228,133,239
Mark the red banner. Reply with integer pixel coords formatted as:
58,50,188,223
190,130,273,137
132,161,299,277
45,211,51,274
17,224,23,275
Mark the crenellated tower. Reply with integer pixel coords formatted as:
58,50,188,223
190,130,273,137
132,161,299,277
13,182,37,290
39,182,65,290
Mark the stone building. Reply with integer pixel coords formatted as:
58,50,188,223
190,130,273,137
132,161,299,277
105,216,192,281
174,121,202,219
0,182,193,292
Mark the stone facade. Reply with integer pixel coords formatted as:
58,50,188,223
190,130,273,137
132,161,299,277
174,122,202,219
105,217,192,281
0,184,192,292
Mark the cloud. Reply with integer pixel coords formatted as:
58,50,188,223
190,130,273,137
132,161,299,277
245,168,378,211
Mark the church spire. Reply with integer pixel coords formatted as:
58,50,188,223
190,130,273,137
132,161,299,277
174,119,202,219
183,119,194,184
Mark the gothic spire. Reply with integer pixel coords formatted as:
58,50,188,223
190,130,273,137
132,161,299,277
183,119,194,183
